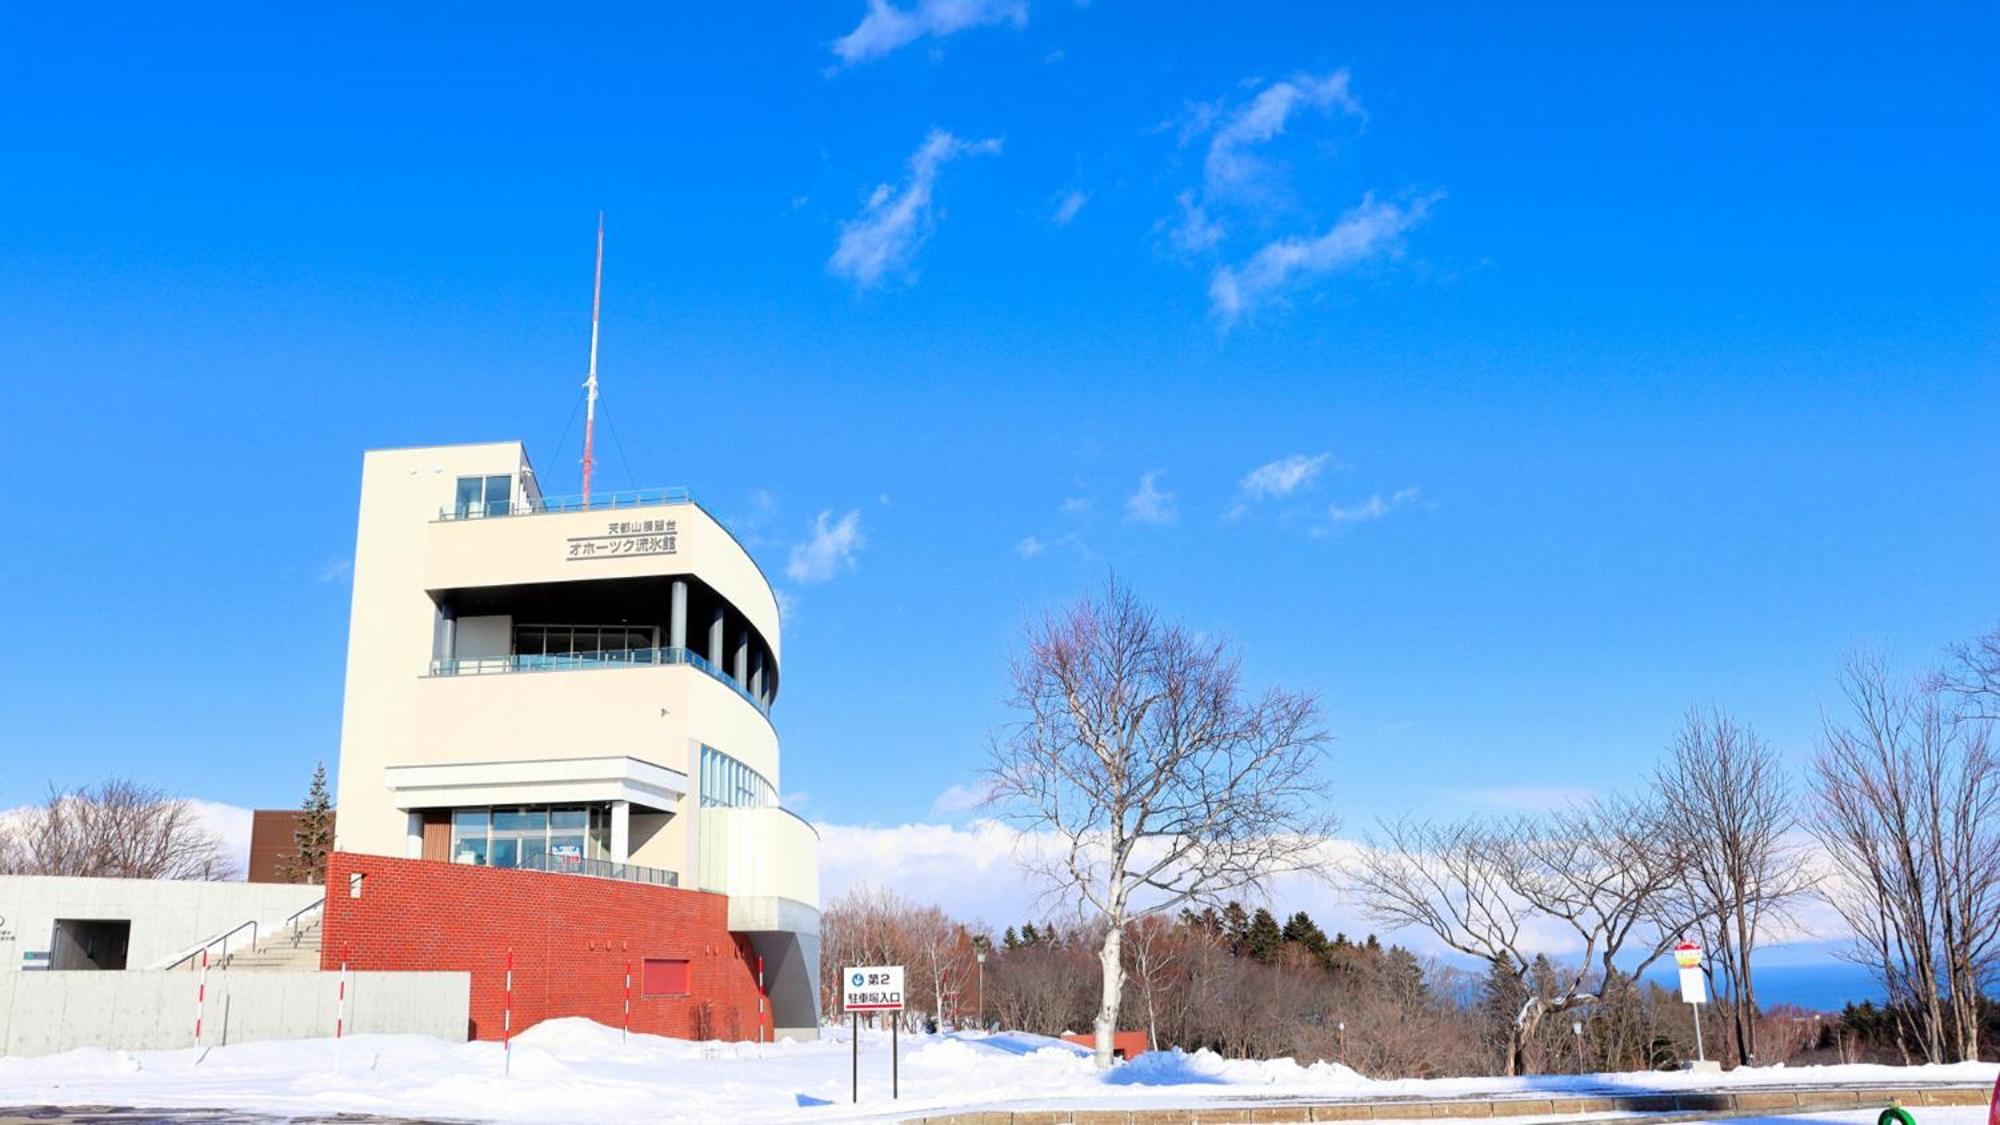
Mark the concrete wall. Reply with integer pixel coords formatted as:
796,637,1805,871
0,877,325,973
0,969,468,1056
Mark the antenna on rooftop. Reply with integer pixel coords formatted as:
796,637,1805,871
581,212,605,505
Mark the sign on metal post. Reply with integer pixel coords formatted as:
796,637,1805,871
1674,940,1707,1062
843,966,906,1103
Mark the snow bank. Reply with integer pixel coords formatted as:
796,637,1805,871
0,1019,1993,1123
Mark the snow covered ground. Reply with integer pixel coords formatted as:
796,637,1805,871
0,1019,1991,1124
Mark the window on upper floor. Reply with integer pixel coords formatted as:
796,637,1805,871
454,474,513,518
699,745,774,810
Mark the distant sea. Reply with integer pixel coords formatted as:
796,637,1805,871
1640,958,1883,1013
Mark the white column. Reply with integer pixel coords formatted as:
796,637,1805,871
708,607,726,667
669,579,688,651
733,629,749,687
405,812,424,859
750,649,764,700
611,800,631,864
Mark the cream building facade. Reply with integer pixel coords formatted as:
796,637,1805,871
332,440,819,1036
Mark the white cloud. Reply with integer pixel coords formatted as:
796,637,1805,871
1014,535,1047,559
1203,70,1362,198
1059,496,1092,515
316,558,353,584
830,130,1002,289
1166,190,1225,254
928,781,998,818
1210,193,1437,324
1124,470,1177,526
786,509,866,583
1240,452,1336,500
1327,485,1421,525
1051,189,1089,227
830,0,1028,68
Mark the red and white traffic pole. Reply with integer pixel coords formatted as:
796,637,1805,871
337,954,349,1040
623,961,632,1044
192,948,209,1049
503,949,514,1077
757,955,766,1043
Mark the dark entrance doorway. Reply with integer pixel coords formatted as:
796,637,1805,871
50,918,131,970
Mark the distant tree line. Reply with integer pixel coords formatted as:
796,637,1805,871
0,778,230,880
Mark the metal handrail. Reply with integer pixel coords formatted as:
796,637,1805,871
282,897,325,948
428,645,773,719
436,486,694,522
163,918,257,972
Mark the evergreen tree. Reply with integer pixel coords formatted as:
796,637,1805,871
280,761,334,885
1020,922,1040,946
1480,954,1529,1070
1281,910,1331,967
1002,926,1020,950
1222,901,1251,955
1245,907,1284,963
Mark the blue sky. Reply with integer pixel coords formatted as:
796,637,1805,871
1,2,1995,934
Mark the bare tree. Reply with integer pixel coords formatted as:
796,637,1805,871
1654,707,1814,1064
1938,625,2000,721
1812,655,2000,1062
1351,798,1698,1075
5,779,229,880
986,580,1336,1067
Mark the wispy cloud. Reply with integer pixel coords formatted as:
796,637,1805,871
1241,453,1336,500
831,129,1001,289
1014,535,1047,559
1166,190,1225,254
1228,452,1338,520
1327,485,1421,524
1125,470,1177,526
316,558,353,584
830,0,1028,68
1050,189,1089,227
1202,70,1362,199
787,509,866,582
1210,192,1437,324
929,780,998,818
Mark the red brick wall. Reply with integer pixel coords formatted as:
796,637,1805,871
320,852,767,1042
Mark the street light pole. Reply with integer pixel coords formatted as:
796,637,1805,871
976,949,987,1031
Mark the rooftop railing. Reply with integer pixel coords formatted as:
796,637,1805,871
510,852,678,888
437,487,694,522
428,645,772,718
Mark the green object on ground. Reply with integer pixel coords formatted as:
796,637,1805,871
1879,1105,1917,1125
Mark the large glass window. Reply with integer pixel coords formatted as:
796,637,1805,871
698,746,774,809
452,475,514,518
450,806,593,870
514,624,656,665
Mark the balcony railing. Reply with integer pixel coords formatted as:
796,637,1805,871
508,852,678,888
428,645,772,718
437,487,694,522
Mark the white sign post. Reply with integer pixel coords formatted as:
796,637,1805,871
1674,941,1708,1065
843,965,906,1103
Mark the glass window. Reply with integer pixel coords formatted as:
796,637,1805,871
698,746,773,809
551,809,586,830
493,809,546,832
483,475,511,517
454,476,483,518
490,837,520,868
453,835,488,865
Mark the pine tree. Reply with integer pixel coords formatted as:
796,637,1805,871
280,761,334,885
1020,922,1040,946
1222,901,1251,955
1003,926,1020,950
1281,910,1331,967
1245,907,1284,963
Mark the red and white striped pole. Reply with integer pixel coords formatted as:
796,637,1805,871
622,962,631,1044
503,949,514,1077
336,955,349,1040
192,948,209,1048
757,955,766,1043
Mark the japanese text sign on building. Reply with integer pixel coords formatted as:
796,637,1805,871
566,518,677,561
843,965,905,1012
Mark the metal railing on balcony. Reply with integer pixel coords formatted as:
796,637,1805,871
428,645,772,718
437,487,694,522
510,852,679,887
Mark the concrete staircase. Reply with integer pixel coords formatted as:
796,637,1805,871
221,915,324,972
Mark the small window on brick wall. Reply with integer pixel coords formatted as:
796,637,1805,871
642,958,691,997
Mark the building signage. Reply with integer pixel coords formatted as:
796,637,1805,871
21,950,49,971
843,965,905,1012
0,913,14,946
567,518,677,562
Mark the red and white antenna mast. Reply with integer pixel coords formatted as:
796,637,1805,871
580,212,605,506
